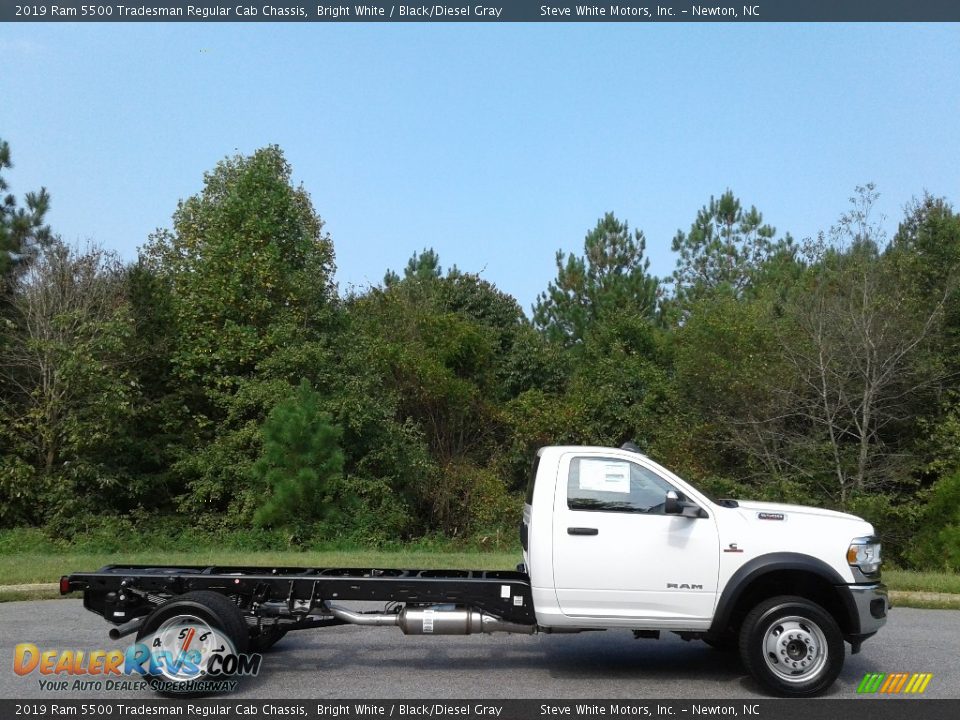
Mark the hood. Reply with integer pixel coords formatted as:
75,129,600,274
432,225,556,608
733,500,865,524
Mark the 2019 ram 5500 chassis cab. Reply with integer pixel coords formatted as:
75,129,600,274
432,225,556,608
62,444,888,697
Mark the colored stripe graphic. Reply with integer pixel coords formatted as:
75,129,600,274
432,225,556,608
857,672,932,694
891,673,909,693
879,674,897,693
857,673,885,693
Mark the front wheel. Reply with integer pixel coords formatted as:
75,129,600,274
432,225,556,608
738,595,844,697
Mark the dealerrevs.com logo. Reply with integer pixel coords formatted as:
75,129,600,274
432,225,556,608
13,617,262,694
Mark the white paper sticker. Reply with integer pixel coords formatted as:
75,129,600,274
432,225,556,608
513,595,523,606
500,585,511,599
578,459,630,494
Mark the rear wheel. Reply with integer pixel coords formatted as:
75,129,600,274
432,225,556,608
135,590,249,696
738,595,844,697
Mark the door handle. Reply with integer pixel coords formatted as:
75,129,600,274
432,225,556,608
567,527,599,536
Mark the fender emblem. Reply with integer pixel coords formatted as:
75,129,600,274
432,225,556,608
723,543,744,553
758,512,785,521
666,582,704,590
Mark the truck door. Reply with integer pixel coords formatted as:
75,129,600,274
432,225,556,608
552,453,720,622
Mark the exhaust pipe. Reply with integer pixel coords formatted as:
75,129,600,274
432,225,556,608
325,603,534,635
109,616,145,640
324,604,401,627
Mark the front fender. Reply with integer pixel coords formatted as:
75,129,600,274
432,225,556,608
710,552,854,635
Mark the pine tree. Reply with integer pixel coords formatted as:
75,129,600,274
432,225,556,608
253,380,346,529
384,247,445,286
0,138,52,287
533,212,658,346
670,190,791,303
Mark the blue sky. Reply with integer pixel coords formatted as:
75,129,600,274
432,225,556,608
2,23,958,313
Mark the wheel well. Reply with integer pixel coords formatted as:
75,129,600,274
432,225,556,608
723,570,851,637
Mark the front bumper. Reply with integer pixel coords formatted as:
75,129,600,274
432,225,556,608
838,582,889,649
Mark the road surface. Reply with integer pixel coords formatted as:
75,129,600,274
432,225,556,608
1,599,956,699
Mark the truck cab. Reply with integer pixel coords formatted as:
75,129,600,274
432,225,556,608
522,445,889,695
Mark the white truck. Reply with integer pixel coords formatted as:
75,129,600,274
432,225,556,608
63,444,889,697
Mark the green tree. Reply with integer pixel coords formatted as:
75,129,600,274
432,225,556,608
671,190,792,304
888,194,960,383
353,279,498,465
0,139,52,288
668,187,942,508
773,189,943,505
908,472,960,571
667,187,955,513
119,261,190,510
436,268,565,398
0,243,137,525
500,317,681,496
142,146,338,520
253,380,346,529
384,247,445,286
338,256,528,536
672,291,796,493
891,194,960,306
570,317,668,444
533,213,659,346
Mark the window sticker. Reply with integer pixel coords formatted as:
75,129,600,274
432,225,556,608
578,459,630,494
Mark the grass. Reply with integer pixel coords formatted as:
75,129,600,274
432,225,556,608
890,595,960,610
883,567,960,595
0,588,61,602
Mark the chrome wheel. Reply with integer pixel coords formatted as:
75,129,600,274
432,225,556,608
761,615,828,683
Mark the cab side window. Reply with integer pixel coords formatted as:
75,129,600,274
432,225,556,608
567,457,675,514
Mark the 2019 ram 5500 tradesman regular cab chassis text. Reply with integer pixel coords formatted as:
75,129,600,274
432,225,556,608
62,444,889,697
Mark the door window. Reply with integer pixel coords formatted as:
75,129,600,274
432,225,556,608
567,457,675,513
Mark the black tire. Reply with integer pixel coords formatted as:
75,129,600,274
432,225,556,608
135,590,249,696
738,595,844,697
249,627,288,653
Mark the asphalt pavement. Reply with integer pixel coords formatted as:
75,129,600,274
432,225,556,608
1,599,956,700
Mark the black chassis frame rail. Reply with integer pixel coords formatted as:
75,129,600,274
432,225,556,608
64,565,536,626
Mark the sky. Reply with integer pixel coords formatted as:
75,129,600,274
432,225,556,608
2,22,959,313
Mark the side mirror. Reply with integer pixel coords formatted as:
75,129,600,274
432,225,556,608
665,490,705,518
665,490,681,514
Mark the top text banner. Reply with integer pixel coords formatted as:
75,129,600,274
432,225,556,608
4,1,960,22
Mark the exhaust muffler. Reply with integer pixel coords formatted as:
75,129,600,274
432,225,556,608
325,603,534,635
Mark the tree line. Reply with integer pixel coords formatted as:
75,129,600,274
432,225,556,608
1,140,959,568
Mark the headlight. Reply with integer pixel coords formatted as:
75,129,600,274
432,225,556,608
847,536,882,576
